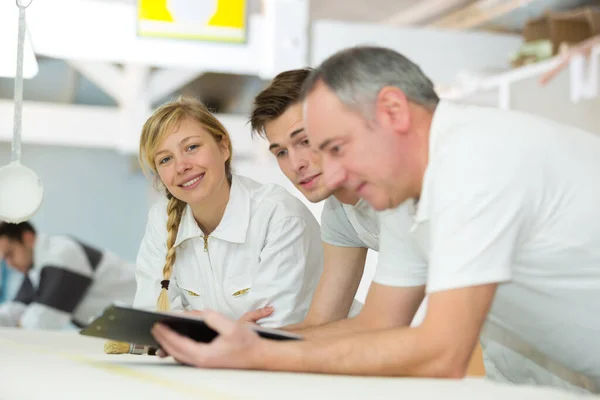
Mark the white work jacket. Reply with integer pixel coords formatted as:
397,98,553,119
133,174,324,328
0,234,136,329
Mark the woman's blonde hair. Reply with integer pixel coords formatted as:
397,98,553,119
139,96,233,311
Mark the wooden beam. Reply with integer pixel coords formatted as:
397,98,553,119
147,68,205,104
428,0,536,30
0,100,258,156
382,0,472,26
66,61,125,105
481,24,523,34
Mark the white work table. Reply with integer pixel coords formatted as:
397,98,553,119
0,328,590,400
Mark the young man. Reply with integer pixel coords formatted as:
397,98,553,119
247,68,383,328
150,47,599,394
0,221,136,329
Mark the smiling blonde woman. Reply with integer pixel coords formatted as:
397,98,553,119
133,96,323,328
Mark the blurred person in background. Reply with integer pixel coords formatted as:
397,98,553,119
0,221,136,329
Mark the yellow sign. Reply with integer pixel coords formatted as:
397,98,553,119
137,0,247,43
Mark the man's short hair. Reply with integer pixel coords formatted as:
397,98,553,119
249,68,312,138
0,221,36,242
299,46,439,119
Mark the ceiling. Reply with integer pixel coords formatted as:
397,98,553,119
311,0,419,23
311,0,598,28
1,0,598,114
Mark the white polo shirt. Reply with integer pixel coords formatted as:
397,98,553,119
322,196,430,320
133,174,324,328
320,197,382,317
0,234,136,329
375,101,600,393
321,197,380,250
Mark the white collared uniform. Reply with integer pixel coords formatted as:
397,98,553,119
0,234,136,329
134,174,324,328
375,101,600,393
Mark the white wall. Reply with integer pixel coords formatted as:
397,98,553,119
0,143,150,263
511,76,600,135
437,42,600,132
311,20,523,87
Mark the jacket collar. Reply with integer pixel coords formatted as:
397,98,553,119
174,174,250,247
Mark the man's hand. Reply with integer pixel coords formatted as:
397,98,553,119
152,285,495,376
152,310,266,369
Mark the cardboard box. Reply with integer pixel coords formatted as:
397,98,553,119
523,7,600,55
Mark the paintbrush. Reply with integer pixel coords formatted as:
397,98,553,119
104,340,157,355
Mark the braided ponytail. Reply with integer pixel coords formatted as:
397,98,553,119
156,194,186,311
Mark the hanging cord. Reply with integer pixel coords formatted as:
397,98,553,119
12,0,33,163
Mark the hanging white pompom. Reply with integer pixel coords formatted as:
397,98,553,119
0,0,43,223
16,0,33,8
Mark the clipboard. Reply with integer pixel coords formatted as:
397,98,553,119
80,304,303,347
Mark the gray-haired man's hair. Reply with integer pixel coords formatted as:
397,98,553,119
300,46,439,118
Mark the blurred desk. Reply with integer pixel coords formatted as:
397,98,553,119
0,328,588,400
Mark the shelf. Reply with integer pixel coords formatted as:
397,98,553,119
439,44,600,109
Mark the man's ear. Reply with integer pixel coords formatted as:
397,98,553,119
22,231,35,248
375,86,411,134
